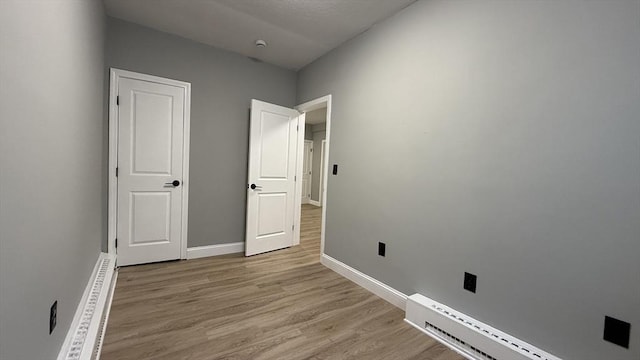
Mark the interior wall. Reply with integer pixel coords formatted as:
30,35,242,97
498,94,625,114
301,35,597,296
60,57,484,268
106,17,297,248
0,1,106,359
311,125,326,202
297,1,640,359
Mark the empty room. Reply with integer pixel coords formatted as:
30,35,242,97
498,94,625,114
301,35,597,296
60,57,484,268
1,1,638,359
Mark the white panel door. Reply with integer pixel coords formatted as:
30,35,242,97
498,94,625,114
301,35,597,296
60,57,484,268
117,76,186,266
302,140,313,204
246,100,301,256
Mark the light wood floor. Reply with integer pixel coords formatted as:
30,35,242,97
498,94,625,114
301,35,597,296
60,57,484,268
101,204,463,360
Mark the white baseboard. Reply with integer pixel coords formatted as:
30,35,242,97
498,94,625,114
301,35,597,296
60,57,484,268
309,200,321,207
320,254,407,309
94,269,118,360
58,252,116,360
187,242,244,259
320,255,558,360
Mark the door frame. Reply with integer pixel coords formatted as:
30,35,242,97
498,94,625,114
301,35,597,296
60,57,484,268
319,139,326,206
294,95,332,255
302,140,313,204
107,68,191,259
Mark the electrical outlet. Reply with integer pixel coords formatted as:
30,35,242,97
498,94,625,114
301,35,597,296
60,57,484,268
49,301,57,334
464,272,477,293
603,316,631,348
378,242,386,257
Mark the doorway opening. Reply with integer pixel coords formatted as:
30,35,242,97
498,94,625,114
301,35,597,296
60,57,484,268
245,96,331,257
296,95,331,256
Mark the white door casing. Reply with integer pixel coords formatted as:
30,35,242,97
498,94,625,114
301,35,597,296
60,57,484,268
295,95,331,256
245,100,302,256
320,139,326,205
108,69,191,266
302,140,313,203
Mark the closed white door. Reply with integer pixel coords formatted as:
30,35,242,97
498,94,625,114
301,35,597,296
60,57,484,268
116,74,188,266
246,99,301,256
302,140,313,203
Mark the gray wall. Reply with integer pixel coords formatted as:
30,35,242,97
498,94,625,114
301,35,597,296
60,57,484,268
0,1,105,359
311,125,326,202
106,17,297,248
297,1,640,359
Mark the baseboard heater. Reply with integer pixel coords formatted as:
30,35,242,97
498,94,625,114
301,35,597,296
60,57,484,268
57,253,117,360
405,294,561,360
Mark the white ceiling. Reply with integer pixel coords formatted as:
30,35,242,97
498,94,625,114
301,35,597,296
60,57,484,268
103,0,418,70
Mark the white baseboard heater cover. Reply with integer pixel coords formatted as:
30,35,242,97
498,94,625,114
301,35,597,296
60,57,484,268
58,253,116,360
405,294,561,360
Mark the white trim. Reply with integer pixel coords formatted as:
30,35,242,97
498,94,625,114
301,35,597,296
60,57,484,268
309,200,321,207
186,242,245,259
57,253,116,360
181,78,192,260
322,252,559,360
296,95,332,256
107,70,118,256
94,270,118,360
318,139,326,206
320,254,407,309
108,68,191,262
293,113,306,246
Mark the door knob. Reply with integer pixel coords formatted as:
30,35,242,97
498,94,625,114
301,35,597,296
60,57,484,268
249,183,262,191
165,180,180,187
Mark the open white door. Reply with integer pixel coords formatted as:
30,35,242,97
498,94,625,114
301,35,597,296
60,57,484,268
246,99,302,256
113,70,190,266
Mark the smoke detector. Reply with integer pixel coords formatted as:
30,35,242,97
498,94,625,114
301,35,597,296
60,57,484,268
255,39,267,48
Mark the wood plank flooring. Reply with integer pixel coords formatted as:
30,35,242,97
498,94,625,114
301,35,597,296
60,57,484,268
101,204,463,360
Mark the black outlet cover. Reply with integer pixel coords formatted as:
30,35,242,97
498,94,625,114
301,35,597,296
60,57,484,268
603,316,631,348
464,272,477,293
378,242,386,257
49,301,57,334
332,164,338,175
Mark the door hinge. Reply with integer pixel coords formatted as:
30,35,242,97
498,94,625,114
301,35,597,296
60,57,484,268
116,95,119,106
310,148,313,152
297,125,299,131
292,224,295,231
115,167,118,177
115,238,118,248
294,176,296,181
